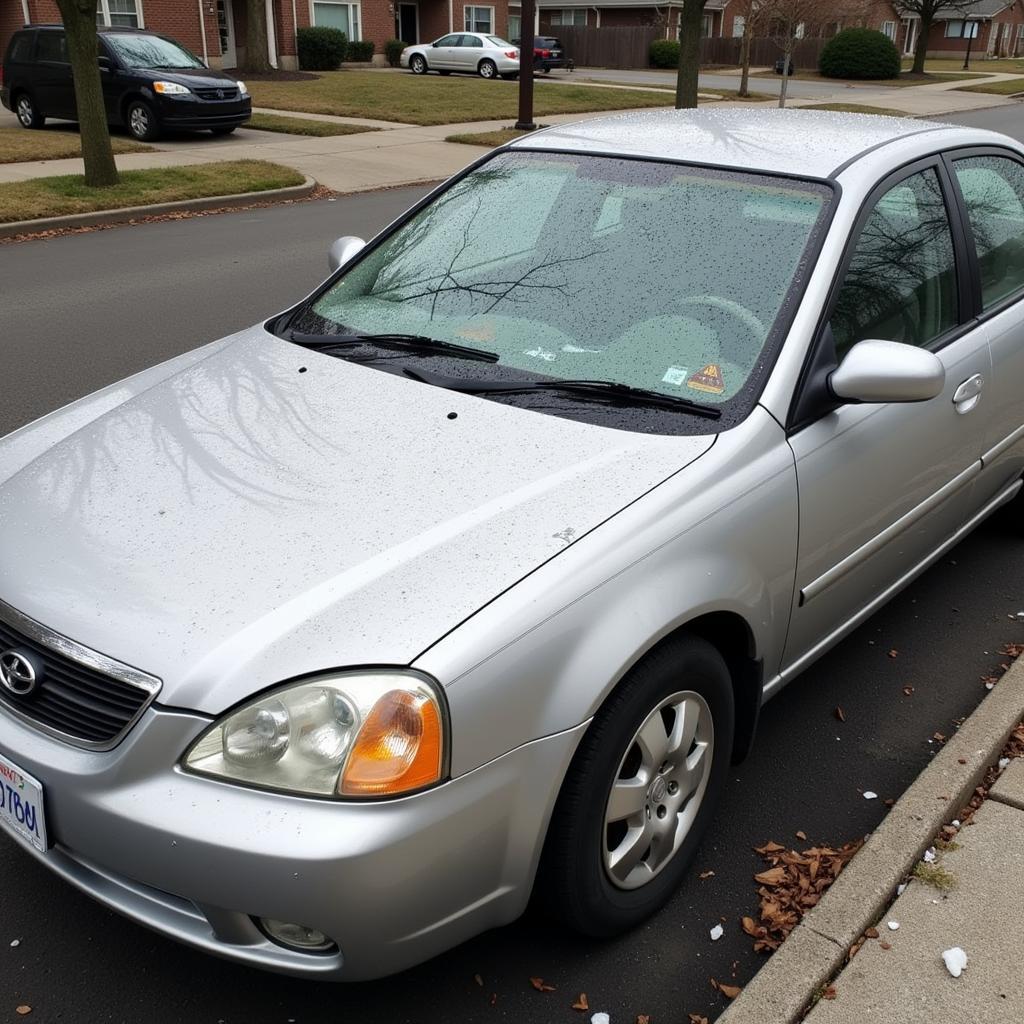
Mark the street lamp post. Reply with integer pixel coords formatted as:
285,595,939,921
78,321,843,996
963,19,975,70
515,0,537,130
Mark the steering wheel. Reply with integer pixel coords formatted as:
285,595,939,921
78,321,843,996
676,295,766,364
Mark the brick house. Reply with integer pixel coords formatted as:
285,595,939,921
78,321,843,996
2,0,513,67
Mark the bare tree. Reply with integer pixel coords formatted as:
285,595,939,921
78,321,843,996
735,0,762,99
762,0,826,107
894,0,976,74
55,0,119,187
241,0,273,73
675,0,708,109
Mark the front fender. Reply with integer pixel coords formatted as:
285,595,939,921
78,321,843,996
416,406,799,777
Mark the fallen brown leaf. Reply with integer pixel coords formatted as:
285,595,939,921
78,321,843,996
15,1010,32,1018
490,992,497,1006
903,686,914,696
529,977,555,992
638,1016,653,1024
795,830,807,841
879,941,892,950
933,732,947,743
688,1015,708,1024
711,978,742,999
753,865,787,886
474,974,483,987
958,758,968,765
571,993,589,1012
835,706,846,723
865,927,879,939
822,985,837,1000
699,870,715,880
888,649,899,658
753,841,785,855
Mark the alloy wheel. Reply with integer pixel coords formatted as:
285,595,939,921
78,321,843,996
16,97,34,127
129,105,150,138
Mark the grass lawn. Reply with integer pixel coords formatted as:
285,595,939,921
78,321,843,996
0,160,305,224
246,111,379,136
754,69,984,87
247,70,673,125
0,126,152,164
577,78,774,101
955,76,1024,95
803,102,910,117
446,127,529,147
903,57,1024,74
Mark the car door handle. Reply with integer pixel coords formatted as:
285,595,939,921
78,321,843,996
953,373,985,414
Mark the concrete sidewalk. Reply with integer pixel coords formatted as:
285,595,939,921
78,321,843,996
721,656,1024,1024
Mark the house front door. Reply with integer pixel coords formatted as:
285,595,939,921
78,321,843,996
399,2,419,44
217,0,237,67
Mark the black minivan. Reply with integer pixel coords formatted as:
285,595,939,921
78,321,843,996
1,25,251,141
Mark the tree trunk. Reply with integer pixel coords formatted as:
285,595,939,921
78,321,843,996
778,45,791,108
56,0,119,187
912,14,931,74
675,0,707,110
243,0,273,73
738,19,753,98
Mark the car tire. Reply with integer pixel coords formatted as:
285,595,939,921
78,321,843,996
478,59,498,79
543,66,552,74
439,70,451,76
126,99,161,141
535,634,734,937
210,125,237,135
14,92,45,130
501,72,518,80
410,54,428,74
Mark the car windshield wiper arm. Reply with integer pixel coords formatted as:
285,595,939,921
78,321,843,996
403,367,721,419
288,331,499,363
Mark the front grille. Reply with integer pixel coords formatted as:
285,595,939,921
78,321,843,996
195,87,238,100
0,602,160,749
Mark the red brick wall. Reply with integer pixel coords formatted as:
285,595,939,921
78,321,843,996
415,1,512,47
0,3,29,59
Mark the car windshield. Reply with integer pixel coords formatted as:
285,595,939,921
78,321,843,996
294,152,831,410
104,33,205,69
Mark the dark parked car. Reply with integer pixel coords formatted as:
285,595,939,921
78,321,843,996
774,57,796,75
1,25,251,141
512,35,575,73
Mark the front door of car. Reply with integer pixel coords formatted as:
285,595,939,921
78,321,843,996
430,34,461,68
782,160,993,673
97,41,120,122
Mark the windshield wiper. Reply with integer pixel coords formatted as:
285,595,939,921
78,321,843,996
403,367,721,419
288,331,499,363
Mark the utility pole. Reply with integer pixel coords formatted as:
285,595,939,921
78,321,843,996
515,0,537,129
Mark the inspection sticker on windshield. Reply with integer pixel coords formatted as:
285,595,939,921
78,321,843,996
0,751,47,852
661,366,690,387
686,364,725,395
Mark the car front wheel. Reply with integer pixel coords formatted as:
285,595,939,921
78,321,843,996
15,92,45,129
536,634,734,936
126,99,161,141
410,54,428,74
478,59,498,79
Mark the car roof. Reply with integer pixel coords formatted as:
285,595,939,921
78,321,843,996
510,108,982,180
25,23,157,35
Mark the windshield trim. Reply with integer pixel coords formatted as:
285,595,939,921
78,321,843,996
271,148,840,434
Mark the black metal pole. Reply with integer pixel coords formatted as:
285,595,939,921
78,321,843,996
515,0,536,130
963,20,974,70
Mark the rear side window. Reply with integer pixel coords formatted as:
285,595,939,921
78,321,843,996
35,32,68,63
7,33,34,63
953,154,1024,310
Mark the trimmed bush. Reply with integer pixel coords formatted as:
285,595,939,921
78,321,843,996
297,26,347,70
347,40,376,62
649,39,680,69
384,38,406,68
819,28,901,80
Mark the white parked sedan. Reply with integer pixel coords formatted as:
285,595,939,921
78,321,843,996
401,33,520,79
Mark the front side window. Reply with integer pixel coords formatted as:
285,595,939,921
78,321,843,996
97,0,140,28
464,6,494,33
435,34,460,46
954,154,1024,309
831,168,958,358
103,32,204,68
291,152,832,429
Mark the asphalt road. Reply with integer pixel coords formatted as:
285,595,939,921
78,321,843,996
1,112,1024,1024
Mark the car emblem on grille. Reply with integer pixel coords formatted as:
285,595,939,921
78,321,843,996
216,89,225,99
0,650,39,696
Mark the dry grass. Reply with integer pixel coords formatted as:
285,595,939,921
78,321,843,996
445,127,530,147
0,126,152,164
802,102,910,117
955,76,1024,95
246,112,378,136
755,69,984,87
0,159,305,224
247,70,673,125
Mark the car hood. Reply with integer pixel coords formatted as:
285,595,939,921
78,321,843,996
0,329,713,714
140,66,241,88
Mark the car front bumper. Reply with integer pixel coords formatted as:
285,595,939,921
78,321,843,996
153,94,251,130
0,703,586,980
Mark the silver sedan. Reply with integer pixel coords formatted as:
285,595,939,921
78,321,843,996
1,109,1023,981
401,32,520,78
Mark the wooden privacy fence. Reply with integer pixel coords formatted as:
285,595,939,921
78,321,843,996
550,26,827,71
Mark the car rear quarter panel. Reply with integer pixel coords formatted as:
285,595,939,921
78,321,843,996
416,406,798,777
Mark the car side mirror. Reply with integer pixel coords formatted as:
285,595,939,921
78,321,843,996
97,54,111,69
829,339,945,404
327,235,366,274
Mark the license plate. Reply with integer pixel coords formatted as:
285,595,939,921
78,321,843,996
0,752,47,852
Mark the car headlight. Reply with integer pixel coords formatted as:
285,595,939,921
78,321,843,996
153,81,191,96
235,80,248,96
183,671,447,798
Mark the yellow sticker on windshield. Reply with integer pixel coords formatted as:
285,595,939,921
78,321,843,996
686,364,725,395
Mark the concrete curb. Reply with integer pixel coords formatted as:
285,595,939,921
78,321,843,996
719,656,1024,1024
0,176,316,240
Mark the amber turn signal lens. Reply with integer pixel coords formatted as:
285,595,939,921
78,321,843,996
339,689,443,796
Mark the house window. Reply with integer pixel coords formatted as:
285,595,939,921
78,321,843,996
732,15,745,38
508,13,521,39
550,9,586,26
465,5,496,32
881,20,896,40
701,13,713,36
313,1,362,40
96,0,141,28
945,20,979,38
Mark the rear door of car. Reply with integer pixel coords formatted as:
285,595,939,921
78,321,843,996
32,29,74,119
455,33,484,71
783,156,993,674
